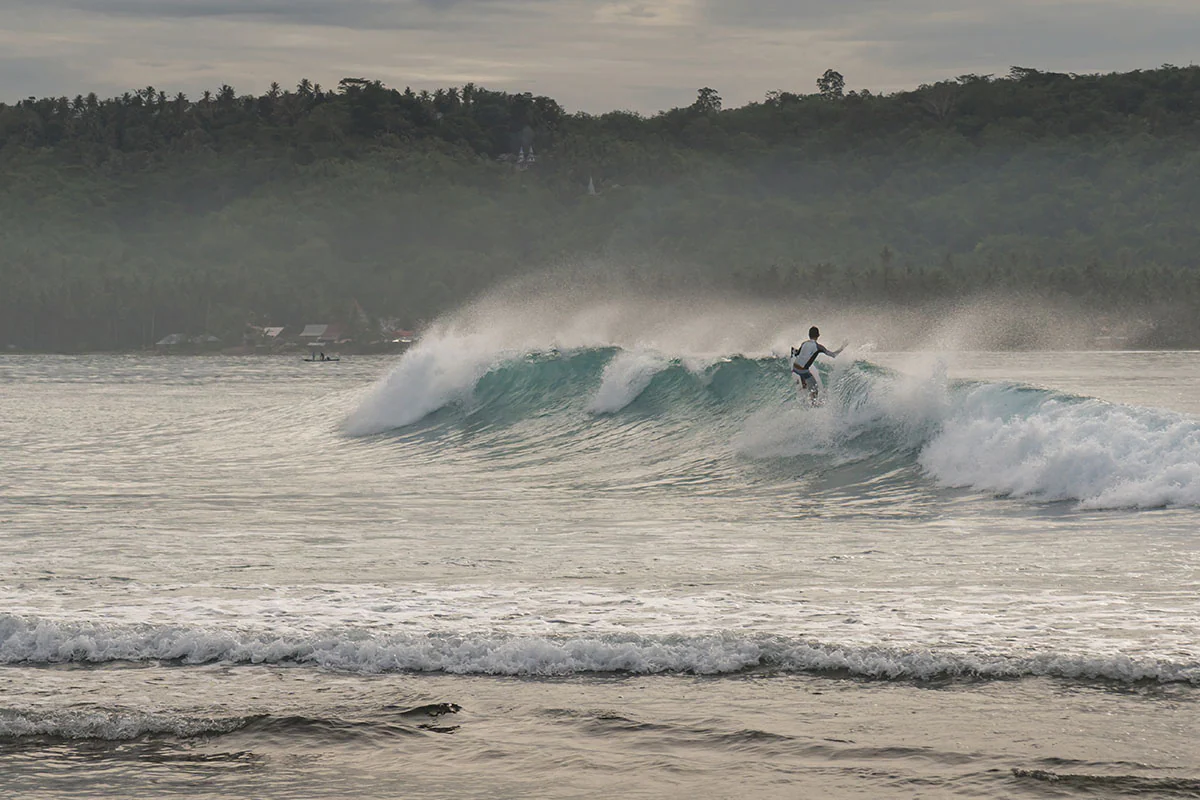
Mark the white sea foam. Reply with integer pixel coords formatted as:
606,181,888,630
587,350,670,414
733,352,1200,509
734,355,947,460
1,617,1195,683
920,386,1200,508
0,708,242,740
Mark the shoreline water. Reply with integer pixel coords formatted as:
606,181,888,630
3,666,1197,799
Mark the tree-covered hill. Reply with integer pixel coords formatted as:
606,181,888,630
2,66,1199,351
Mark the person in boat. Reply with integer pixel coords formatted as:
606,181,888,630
791,326,845,405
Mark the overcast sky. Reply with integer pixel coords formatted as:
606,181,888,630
1,0,1197,113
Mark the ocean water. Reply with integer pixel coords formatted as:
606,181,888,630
2,333,1199,798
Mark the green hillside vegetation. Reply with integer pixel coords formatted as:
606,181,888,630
2,66,1199,351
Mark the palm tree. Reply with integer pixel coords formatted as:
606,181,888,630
199,90,214,122
172,92,189,129
141,86,157,107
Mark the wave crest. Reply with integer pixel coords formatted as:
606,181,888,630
344,343,1200,508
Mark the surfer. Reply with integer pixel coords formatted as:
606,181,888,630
791,326,845,405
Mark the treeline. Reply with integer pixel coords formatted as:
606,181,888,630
2,66,1200,350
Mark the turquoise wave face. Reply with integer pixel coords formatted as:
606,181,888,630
350,347,846,430
346,346,1200,509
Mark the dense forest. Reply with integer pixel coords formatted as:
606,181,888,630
2,65,1200,351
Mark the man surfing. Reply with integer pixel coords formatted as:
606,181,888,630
791,326,845,406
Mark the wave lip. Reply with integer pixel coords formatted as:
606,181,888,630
343,332,508,434
3,619,1196,684
586,349,671,414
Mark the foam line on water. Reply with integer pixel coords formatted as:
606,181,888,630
3,617,1196,684
0,707,244,740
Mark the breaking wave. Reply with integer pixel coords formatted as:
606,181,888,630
1,617,1196,684
344,339,1200,509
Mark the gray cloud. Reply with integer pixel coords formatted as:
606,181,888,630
700,0,919,29
691,0,1200,96
845,2,1200,90
2,0,541,31
0,55,124,100
1,0,1197,112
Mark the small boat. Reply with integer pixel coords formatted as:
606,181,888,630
304,343,340,362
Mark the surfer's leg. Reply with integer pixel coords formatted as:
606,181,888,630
798,372,818,404
807,371,824,406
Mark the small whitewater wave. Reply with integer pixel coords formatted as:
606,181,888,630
0,705,460,743
3,618,1196,684
920,387,1200,508
0,707,245,741
1012,768,1200,796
